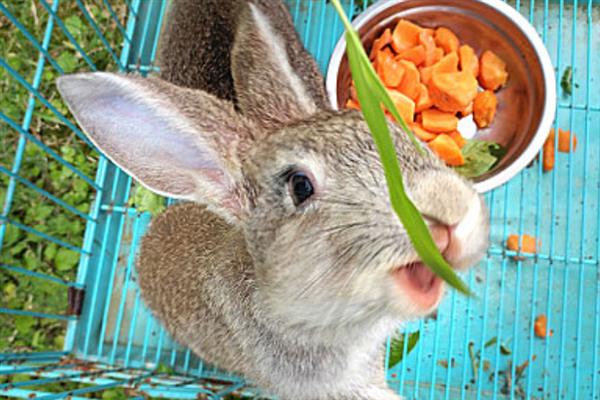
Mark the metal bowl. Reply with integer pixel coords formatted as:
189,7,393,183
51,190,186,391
326,0,556,193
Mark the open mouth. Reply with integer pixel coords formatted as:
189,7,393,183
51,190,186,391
391,261,444,310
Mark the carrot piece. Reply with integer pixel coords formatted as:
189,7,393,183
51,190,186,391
369,28,392,60
397,60,421,101
387,89,416,124
431,52,459,76
420,66,433,85
428,71,478,113
506,234,538,259
374,47,394,76
415,83,433,112
428,134,465,166
432,48,444,65
448,131,466,148
350,84,358,103
421,109,459,133
543,130,555,172
534,315,553,338
419,30,438,67
411,122,437,142
396,45,426,66
434,27,460,54
557,128,577,152
459,101,473,116
391,19,422,53
459,44,479,77
479,50,509,91
345,99,360,110
473,90,498,128
380,55,405,88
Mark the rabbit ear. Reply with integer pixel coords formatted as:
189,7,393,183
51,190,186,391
231,3,329,130
57,72,254,223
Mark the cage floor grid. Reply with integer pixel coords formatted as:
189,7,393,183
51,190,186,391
1,0,599,399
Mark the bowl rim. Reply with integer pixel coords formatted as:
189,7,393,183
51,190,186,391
325,0,557,193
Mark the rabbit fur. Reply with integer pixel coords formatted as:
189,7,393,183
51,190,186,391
57,1,489,399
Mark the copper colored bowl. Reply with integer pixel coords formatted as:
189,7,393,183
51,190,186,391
325,0,556,193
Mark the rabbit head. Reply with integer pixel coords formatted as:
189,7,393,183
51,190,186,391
57,3,488,337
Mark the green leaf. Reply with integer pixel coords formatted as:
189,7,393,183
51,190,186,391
54,248,80,271
56,52,78,74
44,243,58,262
14,316,36,334
331,0,471,295
560,66,572,96
155,363,176,375
102,388,128,400
453,140,505,179
388,331,420,368
131,185,166,216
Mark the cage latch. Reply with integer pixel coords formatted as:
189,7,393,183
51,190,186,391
67,287,86,316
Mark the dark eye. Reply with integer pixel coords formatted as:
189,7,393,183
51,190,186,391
288,171,314,206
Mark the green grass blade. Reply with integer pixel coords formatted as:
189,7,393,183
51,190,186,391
331,0,471,296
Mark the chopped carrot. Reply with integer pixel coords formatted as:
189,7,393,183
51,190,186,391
387,89,415,124
449,131,466,148
479,50,508,91
380,55,405,88
397,60,421,101
473,90,498,128
459,101,473,116
459,44,479,77
428,134,465,166
534,315,553,338
345,99,360,110
434,27,460,54
506,234,538,258
396,45,426,66
415,83,433,112
419,66,433,85
432,47,444,65
374,47,394,76
431,52,459,76
543,130,555,172
419,30,439,67
557,128,577,152
428,71,478,113
391,19,422,53
369,28,392,60
411,122,437,142
350,84,358,103
421,109,459,133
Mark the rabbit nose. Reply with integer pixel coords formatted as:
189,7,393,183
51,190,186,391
427,222,452,254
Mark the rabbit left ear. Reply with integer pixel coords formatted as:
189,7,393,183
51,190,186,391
231,3,328,131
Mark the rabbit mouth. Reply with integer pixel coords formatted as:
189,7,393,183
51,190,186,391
391,262,444,310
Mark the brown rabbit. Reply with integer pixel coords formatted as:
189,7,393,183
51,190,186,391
57,1,489,399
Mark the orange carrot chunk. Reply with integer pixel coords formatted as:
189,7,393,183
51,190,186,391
434,27,460,54
420,66,433,85
419,30,439,67
428,71,478,113
543,130,555,172
473,90,498,128
421,109,459,133
387,89,416,124
345,99,360,110
506,234,538,254
415,83,433,112
380,55,405,88
479,50,509,91
369,28,392,60
534,315,553,338
459,44,479,77
374,48,394,76
428,134,465,166
391,19,422,53
397,60,421,101
459,101,473,116
396,45,426,66
411,122,437,142
431,52,459,76
449,131,467,148
557,128,577,152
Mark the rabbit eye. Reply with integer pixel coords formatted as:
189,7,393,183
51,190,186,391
288,171,314,206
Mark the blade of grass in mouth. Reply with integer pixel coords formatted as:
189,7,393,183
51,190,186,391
330,0,471,296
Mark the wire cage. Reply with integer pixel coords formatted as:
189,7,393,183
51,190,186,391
0,0,599,398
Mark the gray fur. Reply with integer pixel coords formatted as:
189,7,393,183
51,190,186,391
57,1,489,399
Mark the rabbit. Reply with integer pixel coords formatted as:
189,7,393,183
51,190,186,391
56,0,490,398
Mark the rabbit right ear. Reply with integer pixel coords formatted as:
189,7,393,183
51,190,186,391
57,72,254,223
231,2,329,130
